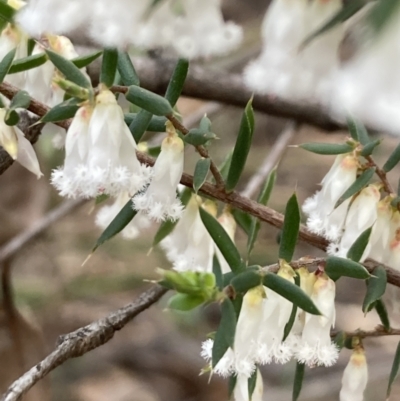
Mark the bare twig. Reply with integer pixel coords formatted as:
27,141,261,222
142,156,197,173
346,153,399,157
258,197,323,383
0,199,85,263
365,155,394,194
1,285,168,401
331,325,400,339
241,121,297,199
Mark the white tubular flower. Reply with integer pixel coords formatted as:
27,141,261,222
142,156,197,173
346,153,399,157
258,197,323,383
244,0,343,102
133,125,184,222
340,348,368,401
333,184,381,259
296,273,338,367
95,192,151,240
256,262,296,365
234,370,264,401
173,0,243,59
216,209,237,274
303,153,358,241
51,91,151,199
0,109,42,178
160,196,214,273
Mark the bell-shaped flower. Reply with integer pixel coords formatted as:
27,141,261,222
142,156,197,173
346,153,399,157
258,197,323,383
133,123,184,222
0,109,42,178
160,196,215,272
95,192,151,240
332,184,381,259
296,272,338,367
256,262,297,365
340,348,368,401
51,90,151,198
303,153,358,241
244,0,343,103
234,370,263,401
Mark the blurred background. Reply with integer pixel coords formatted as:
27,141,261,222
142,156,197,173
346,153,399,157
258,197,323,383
1,1,400,400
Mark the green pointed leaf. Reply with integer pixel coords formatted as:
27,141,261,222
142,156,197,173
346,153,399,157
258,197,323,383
117,51,139,86
230,270,262,294
301,0,365,48
283,274,300,341
335,168,375,208
263,273,320,315
247,168,277,257
40,98,80,123
299,142,354,155
184,128,216,146
200,207,244,273
292,362,305,401
167,293,204,311
125,113,167,132
361,139,381,157
228,374,237,398
0,47,15,83
9,90,30,110
8,52,48,74
4,109,18,126
279,193,300,262
193,158,211,193
387,341,400,399
95,194,109,205
368,0,400,34
346,226,372,262
0,1,16,22
363,266,387,313
333,331,346,351
383,142,400,172
200,115,212,133
100,48,118,87
46,49,90,88
165,58,189,107
375,299,390,331
226,99,255,192
232,209,252,236
219,150,233,181
347,116,370,145
248,370,257,400
92,198,137,253
129,109,153,143
71,50,103,69
212,298,237,368
213,254,223,291
325,256,370,281
126,86,173,116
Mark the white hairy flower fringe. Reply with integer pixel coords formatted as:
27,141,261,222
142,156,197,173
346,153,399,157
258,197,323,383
243,0,343,103
51,90,151,199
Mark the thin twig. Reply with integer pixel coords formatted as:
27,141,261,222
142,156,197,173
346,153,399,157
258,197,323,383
1,285,168,401
365,155,394,194
331,325,400,339
167,113,226,190
241,122,297,199
0,199,85,263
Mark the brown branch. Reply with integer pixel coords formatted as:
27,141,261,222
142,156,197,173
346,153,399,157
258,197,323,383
365,155,394,194
1,285,168,401
332,325,400,339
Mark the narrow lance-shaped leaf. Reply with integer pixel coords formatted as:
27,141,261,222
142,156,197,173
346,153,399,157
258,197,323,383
212,298,237,368
387,341,400,399
117,52,139,86
129,109,153,143
325,256,370,281
0,48,15,84
167,293,204,311
8,53,48,74
0,1,16,23
247,168,277,257
283,274,300,341
124,113,167,132
230,270,262,294
248,370,257,400
213,255,223,290
184,128,216,146
263,273,320,315
165,58,189,107
347,116,370,145
279,193,300,262
228,375,237,399
40,98,80,123
346,226,372,263
200,207,244,273
126,86,173,116
92,198,137,253
383,142,400,172
362,266,387,313
292,362,305,401
226,98,255,192
299,142,354,155
368,0,400,33
71,50,103,69
46,49,90,88
193,158,211,193
100,48,118,88
361,139,381,157
335,168,375,208
375,299,390,331
232,209,252,236
9,90,30,110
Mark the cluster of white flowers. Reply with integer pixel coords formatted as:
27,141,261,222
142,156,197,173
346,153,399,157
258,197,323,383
243,0,400,135
16,0,243,59
303,151,400,266
340,348,368,401
202,265,338,379
161,195,236,272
